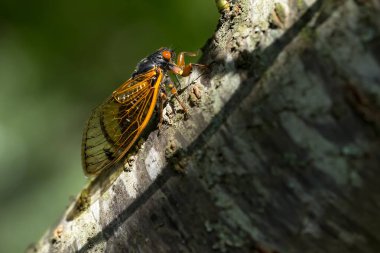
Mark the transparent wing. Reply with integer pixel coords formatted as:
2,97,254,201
82,68,162,175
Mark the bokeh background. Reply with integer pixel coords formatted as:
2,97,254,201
0,1,218,252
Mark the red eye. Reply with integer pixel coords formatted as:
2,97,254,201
162,50,171,61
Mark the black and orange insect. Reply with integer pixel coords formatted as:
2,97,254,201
81,47,199,176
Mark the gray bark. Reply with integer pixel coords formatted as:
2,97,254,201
28,0,380,252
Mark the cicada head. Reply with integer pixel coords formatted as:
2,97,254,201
132,47,181,77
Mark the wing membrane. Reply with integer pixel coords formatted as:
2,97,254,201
82,68,162,175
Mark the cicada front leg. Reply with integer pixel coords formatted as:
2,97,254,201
165,51,207,120
176,51,207,77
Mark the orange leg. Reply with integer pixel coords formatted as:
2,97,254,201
158,92,168,129
177,51,196,64
167,83,189,117
176,51,206,77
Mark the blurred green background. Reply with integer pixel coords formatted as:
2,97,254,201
0,0,218,252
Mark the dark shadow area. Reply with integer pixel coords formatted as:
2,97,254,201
74,0,327,252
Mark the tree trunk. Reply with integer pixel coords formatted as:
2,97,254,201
28,0,380,252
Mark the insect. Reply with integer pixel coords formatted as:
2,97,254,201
81,47,199,176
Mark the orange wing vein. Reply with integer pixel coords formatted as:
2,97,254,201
81,68,163,175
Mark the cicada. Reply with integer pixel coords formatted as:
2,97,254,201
81,48,198,176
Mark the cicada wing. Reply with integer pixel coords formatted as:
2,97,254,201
81,97,121,175
81,68,163,176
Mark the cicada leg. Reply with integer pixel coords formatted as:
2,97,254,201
164,83,190,119
158,91,168,130
164,51,208,119
167,83,189,118
176,51,207,77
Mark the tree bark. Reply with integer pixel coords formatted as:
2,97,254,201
28,0,380,252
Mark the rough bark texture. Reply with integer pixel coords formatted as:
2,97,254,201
28,0,380,252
